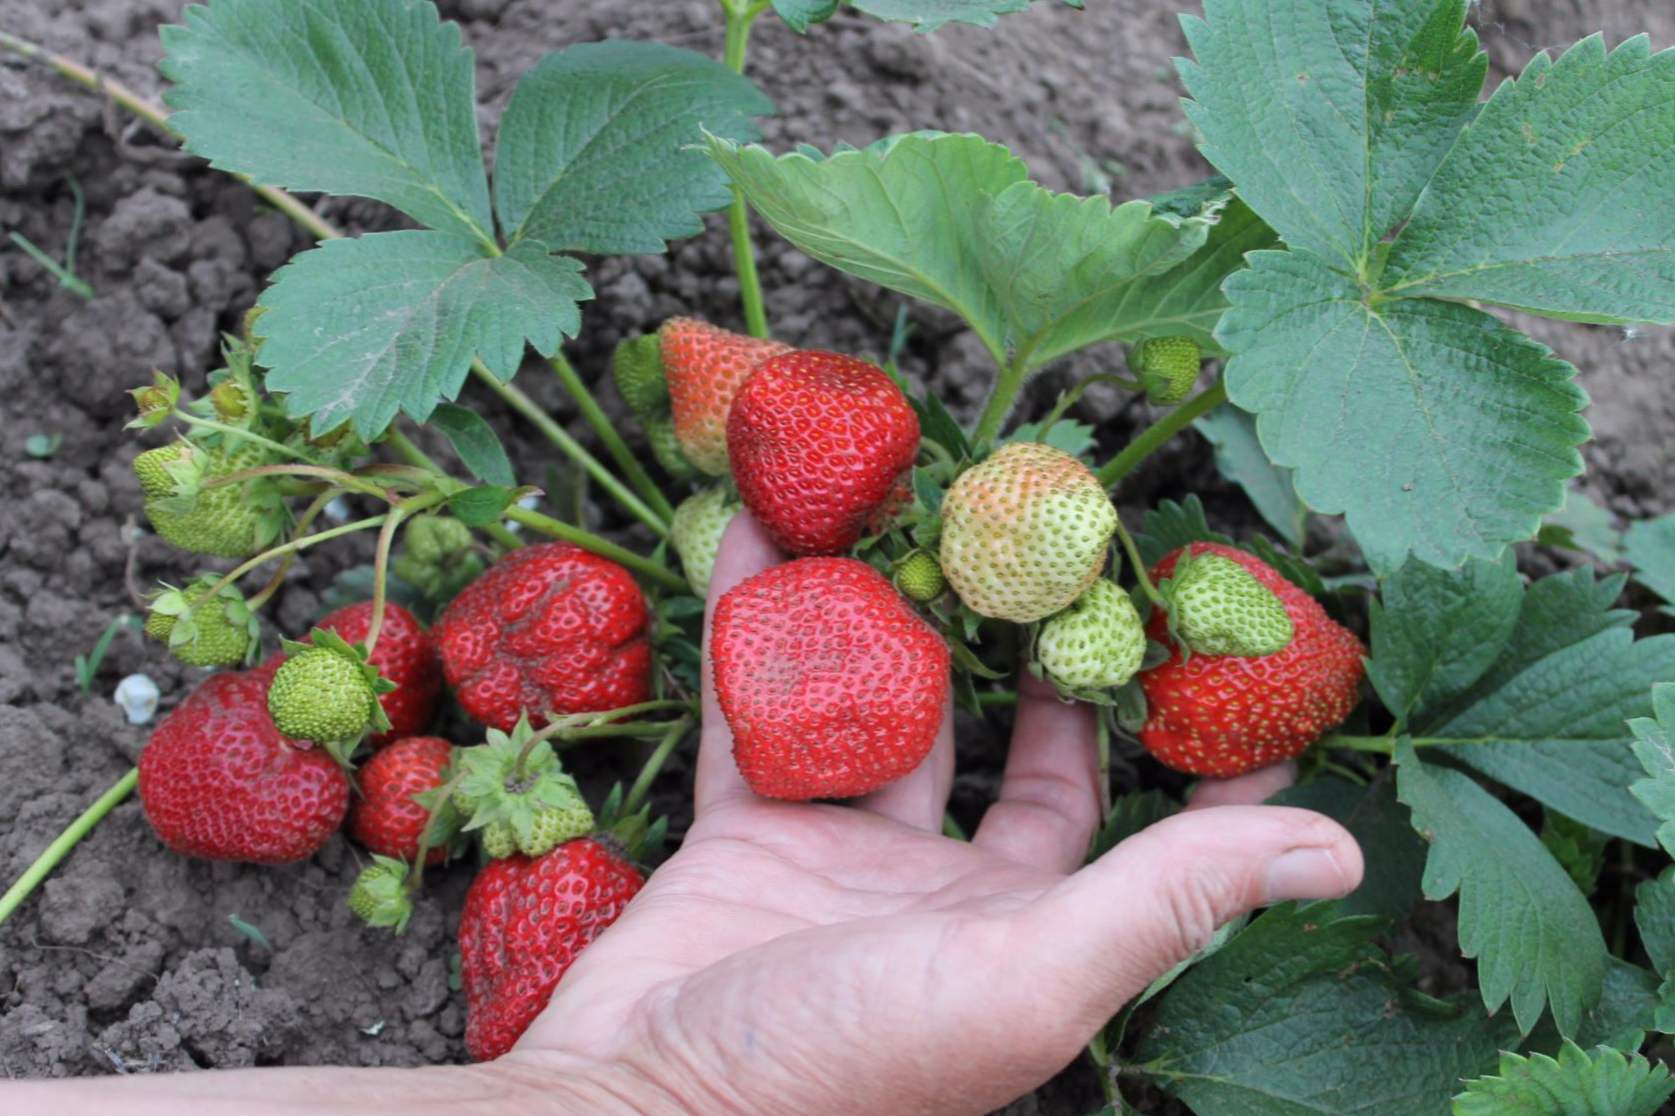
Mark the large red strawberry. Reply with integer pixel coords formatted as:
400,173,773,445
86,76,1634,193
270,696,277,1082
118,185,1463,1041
459,838,643,1061
1139,543,1364,777
138,664,349,863
660,317,791,475
433,543,653,732
711,557,949,799
349,735,453,865
727,350,920,556
315,601,442,747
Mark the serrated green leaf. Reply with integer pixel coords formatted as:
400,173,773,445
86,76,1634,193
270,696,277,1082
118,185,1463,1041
495,41,771,254
1398,567,1673,845
1395,739,1606,1036
1007,418,1097,460
912,389,972,461
1385,36,1675,326
772,0,840,32
1540,483,1624,562
1452,1041,1674,1116
1135,496,1232,568
161,0,493,244
1269,778,1426,920
1134,902,1510,1115
1218,250,1589,574
1110,198,1280,355
710,133,1220,372
1573,958,1663,1052
429,403,515,487
1179,0,1485,271
256,232,589,437
911,467,945,515
1195,403,1305,548
1624,514,1675,606
448,485,520,526
851,0,1030,32
1629,683,1675,859
1636,867,1675,982
1539,810,1607,896
1366,553,1522,725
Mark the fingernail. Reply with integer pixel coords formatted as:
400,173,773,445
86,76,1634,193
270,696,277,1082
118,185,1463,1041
1264,847,1352,903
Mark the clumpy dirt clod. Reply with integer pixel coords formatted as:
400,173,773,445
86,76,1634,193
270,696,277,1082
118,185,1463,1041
2,0,1672,1108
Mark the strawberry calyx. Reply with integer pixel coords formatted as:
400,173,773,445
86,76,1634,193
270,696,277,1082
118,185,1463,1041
145,574,262,668
453,717,595,860
268,628,395,751
347,855,416,934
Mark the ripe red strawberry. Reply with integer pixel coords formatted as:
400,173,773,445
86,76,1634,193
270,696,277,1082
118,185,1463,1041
459,838,643,1061
1139,543,1364,777
315,601,442,747
349,735,453,865
660,317,791,475
433,543,653,732
727,350,920,555
138,664,349,863
711,557,949,799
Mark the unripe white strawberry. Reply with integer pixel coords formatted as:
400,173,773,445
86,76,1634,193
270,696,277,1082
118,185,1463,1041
1037,580,1146,691
938,443,1117,623
1166,551,1293,657
671,485,739,596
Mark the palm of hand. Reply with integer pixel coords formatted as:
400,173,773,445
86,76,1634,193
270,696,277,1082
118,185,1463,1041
518,514,1359,1116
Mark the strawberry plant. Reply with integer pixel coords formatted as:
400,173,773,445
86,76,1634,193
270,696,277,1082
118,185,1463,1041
3,0,1675,1110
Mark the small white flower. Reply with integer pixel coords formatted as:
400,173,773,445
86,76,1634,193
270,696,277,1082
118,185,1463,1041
113,674,161,726
323,497,352,523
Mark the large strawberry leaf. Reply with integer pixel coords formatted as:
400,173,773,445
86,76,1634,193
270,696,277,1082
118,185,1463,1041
1630,684,1675,859
1179,0,1486,272
1195,404,1306,549
709,133,1235,373
1383,36,1675,324
771,0,840,34
1396,738,1607,1037
1267,778,1426,920
1624,513,1675,610
256,233,589,436
161,0,493,246
1451,1042,1674,1116
1130,903,1510,1115
494,41,771,255
1369,565,1675,844
1217,252,1589,574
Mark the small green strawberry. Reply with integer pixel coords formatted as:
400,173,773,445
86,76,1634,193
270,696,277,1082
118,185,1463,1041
453,718,595,859
646,413,699,481
1165,551,1293,657
348,855,415,933
145,575,261,667
1037,579,1146,691
126,370,180,430
135,440,285,558
612,334,669,418
267,628,393,744
1131,337,1202,405
394,515,482,600
670,486,739,596
895,551,947,603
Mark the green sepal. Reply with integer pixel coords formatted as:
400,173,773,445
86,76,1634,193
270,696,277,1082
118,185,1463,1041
452,718,596,858
347,855,415,934
280,626,395,735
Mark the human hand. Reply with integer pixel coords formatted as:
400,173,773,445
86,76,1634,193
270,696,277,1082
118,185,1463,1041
511,511,1364,1115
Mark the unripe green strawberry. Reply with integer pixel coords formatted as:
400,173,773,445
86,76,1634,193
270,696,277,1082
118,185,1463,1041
895,551,946,603
145,576,260,668
670,486,739,596
267,637,385,743
394,515,481,600
1037,580,1146,691
1132,336,1202,405
938,443,1117,623
612,334,669,417
404,515,474,564
137,440,283,558
646,413,699,481
453,719,595,860
1166,552,1293,657
209,379,253,422
348,855,414,933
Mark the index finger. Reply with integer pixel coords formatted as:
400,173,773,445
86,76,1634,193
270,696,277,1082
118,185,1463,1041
695,510,784,815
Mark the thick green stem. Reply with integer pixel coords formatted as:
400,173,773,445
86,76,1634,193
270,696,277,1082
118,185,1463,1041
1096,380,1227,489
1111,514,1163,607
504,506,686,591
1324,734,1465,755
478,371,669,537
363,501,412,656
972,357,1030,450
624,717,693,815
0,768,138,927
548,353,674,523
721,4,769,338
174,413,318,465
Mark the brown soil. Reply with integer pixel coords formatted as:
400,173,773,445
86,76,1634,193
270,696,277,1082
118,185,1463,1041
2,0,1672,1110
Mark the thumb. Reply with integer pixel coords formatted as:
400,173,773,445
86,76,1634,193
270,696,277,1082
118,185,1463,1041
1024,805,1362,1029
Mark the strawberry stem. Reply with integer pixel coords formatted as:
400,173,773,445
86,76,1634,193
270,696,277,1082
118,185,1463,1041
382,428,525,550
1036,373,1146,443
363,498,415,656
972,355,1031,450
547,352,676,524
720,0,771,338
0,767,138,928
1096,379,1228,490
1110,514,1164,608
503,505,687,591
623,716,693,815
172,413,319,465
245,487,343,610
